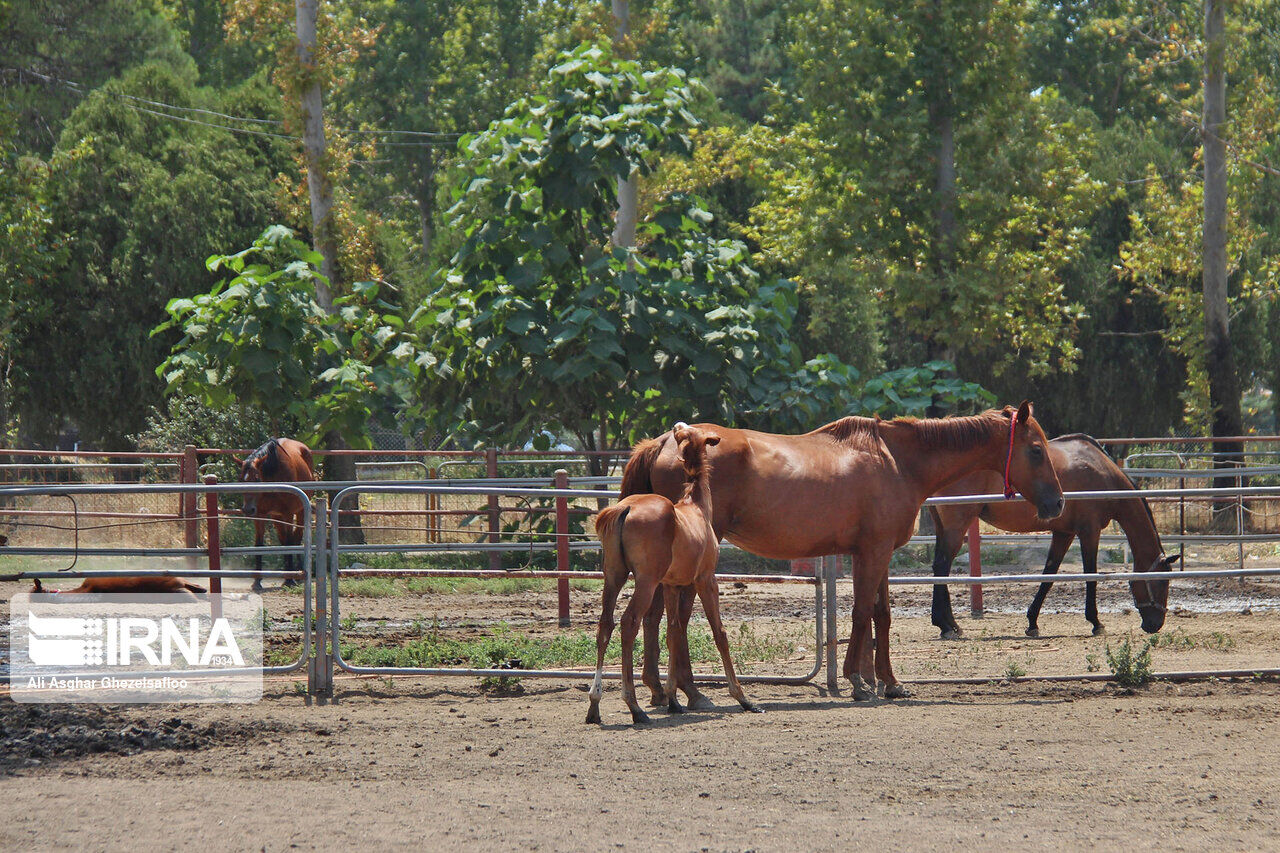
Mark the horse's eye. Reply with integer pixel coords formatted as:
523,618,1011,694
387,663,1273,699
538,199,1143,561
1029,446,1044,461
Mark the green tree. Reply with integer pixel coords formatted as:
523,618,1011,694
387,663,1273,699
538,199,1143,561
12,62,291,447
155,225,419,450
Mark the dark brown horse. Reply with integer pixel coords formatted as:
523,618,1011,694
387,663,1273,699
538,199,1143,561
588,424,757,725
236,438,316,591
620,403,1064,701
929,433,1178,639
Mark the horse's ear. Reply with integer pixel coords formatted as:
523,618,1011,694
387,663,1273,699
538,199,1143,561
231,456,244,469
1016,400,1033,423
705,435,721,446
1161,554,1181,570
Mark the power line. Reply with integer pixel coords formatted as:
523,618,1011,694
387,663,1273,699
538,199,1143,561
10,66,472,146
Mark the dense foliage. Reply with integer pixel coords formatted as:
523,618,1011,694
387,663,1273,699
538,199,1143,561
1,0,1277,449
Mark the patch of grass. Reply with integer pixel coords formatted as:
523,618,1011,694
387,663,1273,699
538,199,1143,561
340,577,403,598
1005,661,1027,679
340,621,799,671
1106,635,1154,687
1205,631,1237,652
1085,653,1101,673
1150,628,1196,651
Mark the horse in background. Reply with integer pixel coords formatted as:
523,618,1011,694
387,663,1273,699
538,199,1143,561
929,433,1178,639
31,576,207,600
588,423,758,725
620,402,1064,701
236,438,316,591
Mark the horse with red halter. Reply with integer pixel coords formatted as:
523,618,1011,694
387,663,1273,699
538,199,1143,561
928,433,1178,640
620,403,1064,701
589,424,757,725
235,438,316,592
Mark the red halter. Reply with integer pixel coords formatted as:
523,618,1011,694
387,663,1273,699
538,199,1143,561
1002,410,1019,499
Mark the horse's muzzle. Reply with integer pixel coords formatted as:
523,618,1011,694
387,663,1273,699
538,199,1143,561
242,501,258,517
1035,492,1065,521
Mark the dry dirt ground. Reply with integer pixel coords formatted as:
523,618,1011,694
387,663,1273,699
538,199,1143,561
3,565,1280,852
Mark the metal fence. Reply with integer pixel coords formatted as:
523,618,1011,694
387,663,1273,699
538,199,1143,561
3,474,1280,699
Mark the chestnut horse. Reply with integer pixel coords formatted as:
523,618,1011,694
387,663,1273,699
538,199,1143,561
620,403,1064,701
589,424,758,725
236,438,316,591
32,576,207,599
929,433,1178,640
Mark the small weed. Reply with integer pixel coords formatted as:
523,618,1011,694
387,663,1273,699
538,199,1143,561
1005,661,1026,679
340,613,358,632
1150,629,1195,651
1106,635,1154,687
1085,653,1101,673
291,681,306,695
1205,631,1236,652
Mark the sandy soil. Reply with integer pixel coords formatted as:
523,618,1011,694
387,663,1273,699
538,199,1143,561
3,564,1280,851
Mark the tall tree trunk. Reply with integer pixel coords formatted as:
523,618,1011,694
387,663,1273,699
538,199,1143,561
610,0,638,254
925,40,957,404
295,0,338,307
1202,0,1244,521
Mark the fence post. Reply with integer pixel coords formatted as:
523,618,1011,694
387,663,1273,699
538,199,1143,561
183,445,199,575
428,466,439,544
825,554,839,691
310,498,332,701
203,474,223,621
967,519,983,618
487,448,501,571
555,469,571,628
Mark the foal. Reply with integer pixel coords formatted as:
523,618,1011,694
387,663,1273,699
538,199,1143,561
587,424,758,725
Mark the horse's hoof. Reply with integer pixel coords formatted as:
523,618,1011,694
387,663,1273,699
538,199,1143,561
940,627,963,640
251,581,264,593
687,695,716,712
282,579,301,589
667,699,685,715
630,709,651,725
884,683,911,700
648,692,667,708
1092,625,1106,636
1025,627,1040,638
740,700,763,713
585,705,602,725
851,677,877,702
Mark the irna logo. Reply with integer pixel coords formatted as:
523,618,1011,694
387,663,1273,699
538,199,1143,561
27,610,246,668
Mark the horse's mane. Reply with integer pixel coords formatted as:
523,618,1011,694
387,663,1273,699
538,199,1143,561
887,409,1009,452
676,435,714,504
810,416,884,451
245,438,278,466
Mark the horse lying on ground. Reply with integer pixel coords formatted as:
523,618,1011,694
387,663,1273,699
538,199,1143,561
929,433,1178,639
236,438,316,591
620,403,1064,701
588,423,758,725
31,576,207,600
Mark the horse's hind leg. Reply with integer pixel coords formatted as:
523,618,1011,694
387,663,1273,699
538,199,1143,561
620,577,660,725
842,554,879,701
930,507,973,639
661,585,686,714
640,592,666,707
1026,531,1073,637
696,577,760,713
281,516,302,588
670,585,713,711
873,574,907,699
586,567,626,724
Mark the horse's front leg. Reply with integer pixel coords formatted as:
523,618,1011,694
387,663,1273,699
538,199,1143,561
695,576,759,713
1079,527,1104,636
640,592,666,707
251,519,267,592
1026,531,1074,637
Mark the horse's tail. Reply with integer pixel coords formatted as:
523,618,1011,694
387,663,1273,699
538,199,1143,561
182,581,208,594
594,504,633,581
620,437,664,498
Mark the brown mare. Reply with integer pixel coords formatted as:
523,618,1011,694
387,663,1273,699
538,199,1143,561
31,576,207,599
588,424,758,725
929,433,1178,640
620,403,1064,701
236,438,316,591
